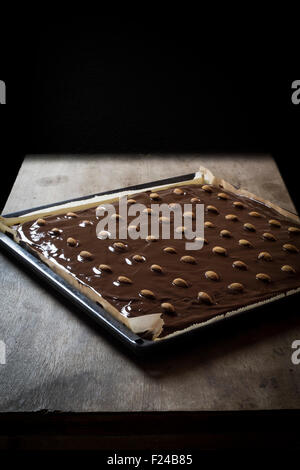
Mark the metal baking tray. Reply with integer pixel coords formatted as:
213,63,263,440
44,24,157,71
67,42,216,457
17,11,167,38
0,172,295,355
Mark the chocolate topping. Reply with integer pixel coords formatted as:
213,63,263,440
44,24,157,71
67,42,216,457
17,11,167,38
17,183,300,338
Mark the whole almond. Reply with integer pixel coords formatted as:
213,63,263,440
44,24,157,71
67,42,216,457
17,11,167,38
220,229,232,238
172,278,188,287
50,227,62,235
195,237,208,245
67,237,77,247
233,201,244,209
132,254,146,262
161,302,175,314
232,260,248,270
191,197,201,203
262,232,277,241
205,270,220,281
111,213,122,220
143,207,153,214
218,192,229,200
207,205,219,214
244,223,256,232
99,264,112,272
81,220,93,226
281,265,296,274
140,289,155,299
258,251,273,261
283,243,299,253
184,211,195,219
256,273,271,282
113,242,127,251
239,239,253,248
151,264,163,273
249,211,261,218
175,226,186,234
173,187,184,195
98,230,111,239
66,212,78,218
118,276,133,284
150,192,160,200
159,216,170,223
79,250,93,260
164,246,177,254
269,219,281,228
212,246,227,256
202,185,213,193
205,221,215,228
225,214,238,221
228,282,244,292
146,235,158,242
197,291,214,305
180,255,196,264
288,226,300,234
127,199,136,205
36,218,46,226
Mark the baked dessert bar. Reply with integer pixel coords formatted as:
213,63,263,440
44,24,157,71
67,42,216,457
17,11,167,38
1,167,300,340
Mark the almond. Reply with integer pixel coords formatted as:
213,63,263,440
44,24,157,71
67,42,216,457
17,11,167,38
143,208,153,214
256,273,271,282
258,251,272,261
239,239,253,248
205,270,220,281
228,282,244,292
133,254,146,262
66,212,78,218
151,264,163,273
202,185,213,193
262,232,277,241
172,278,188,287
118,276,132,284
244,223,256,232
212,246,227,256
67,237,77,246
175,226,186,234
283,243,299,253
36,218,46,226
159,216,170,223
195,236,208,245
140,289,155,299
220,229,232,238
98,230,110,239
99,264,112,272
163,246,177,254
150,192,160,200
225,214,238,221
127,199,136,205
50,227,62,235
169,203,181,210
232,260,248,270
184,211,195,220
281,265,296,274
80,220,93,226
111,213,122,220
161,302,175,314
204,221,215,228
146,235,158,242
269,219,281,228
173,188,184,195
218,192,229,200
197,291,214,305
233,201,244,209
288,226,300,234
191,197,201,203
249,211,261,218
79,250,93,260
113,242,127,251
180,255,196,264
207,205,219,214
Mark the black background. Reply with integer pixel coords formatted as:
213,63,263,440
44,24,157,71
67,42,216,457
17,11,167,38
0,16,299,212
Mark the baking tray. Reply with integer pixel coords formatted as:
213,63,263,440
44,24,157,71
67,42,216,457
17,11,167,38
0,172,296,355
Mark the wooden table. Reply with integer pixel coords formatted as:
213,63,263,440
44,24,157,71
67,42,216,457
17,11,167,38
1,154,300,451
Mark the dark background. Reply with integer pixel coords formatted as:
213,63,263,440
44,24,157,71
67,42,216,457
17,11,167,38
0,16,299,212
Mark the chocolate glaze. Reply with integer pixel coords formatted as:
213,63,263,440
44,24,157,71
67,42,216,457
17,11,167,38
17,183,300,338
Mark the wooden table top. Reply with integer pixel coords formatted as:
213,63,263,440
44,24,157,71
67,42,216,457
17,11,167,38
1,154,300,414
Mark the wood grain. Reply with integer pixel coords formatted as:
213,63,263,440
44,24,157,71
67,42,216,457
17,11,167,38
0,154,300,413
